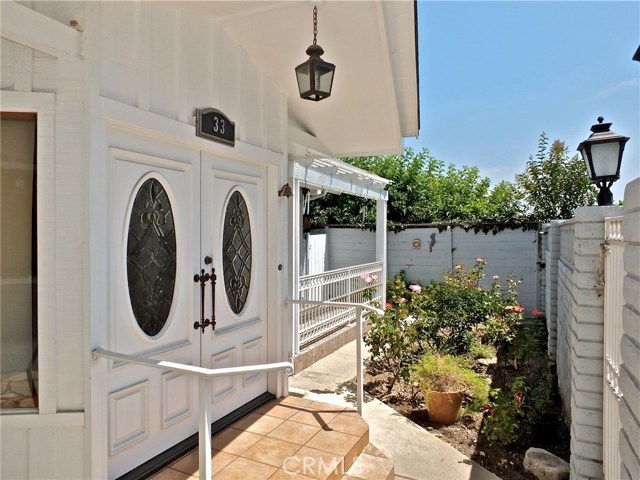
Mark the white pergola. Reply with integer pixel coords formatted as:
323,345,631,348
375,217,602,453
288,157,389,345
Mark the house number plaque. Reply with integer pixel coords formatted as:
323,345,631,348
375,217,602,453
196,108,235,147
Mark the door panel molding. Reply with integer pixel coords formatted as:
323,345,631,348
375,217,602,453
213,317,261,337
161,370,192,429
109,380,150,454
111,339,192,370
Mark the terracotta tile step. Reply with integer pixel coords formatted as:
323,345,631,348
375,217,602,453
153,396,395,480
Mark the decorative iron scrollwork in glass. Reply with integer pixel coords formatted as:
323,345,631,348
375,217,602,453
127,178,177,336
222,190,252,314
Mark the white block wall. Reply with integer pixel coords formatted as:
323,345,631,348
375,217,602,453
619,178,640,480
548,205,624,480
545,221,563,361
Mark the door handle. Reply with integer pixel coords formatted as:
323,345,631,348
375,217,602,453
193,266,216,333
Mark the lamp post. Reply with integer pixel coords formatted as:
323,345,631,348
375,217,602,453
295,6,335,102
577,117,629,206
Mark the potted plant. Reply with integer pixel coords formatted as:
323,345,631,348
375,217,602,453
413,351,489,425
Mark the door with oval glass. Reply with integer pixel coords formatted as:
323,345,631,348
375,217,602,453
105,148,268,479
199,152,268,421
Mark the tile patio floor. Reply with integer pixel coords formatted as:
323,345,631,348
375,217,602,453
150,395,384,480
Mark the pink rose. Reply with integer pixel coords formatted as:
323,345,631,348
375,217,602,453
492,275,500,280
409,284,422,293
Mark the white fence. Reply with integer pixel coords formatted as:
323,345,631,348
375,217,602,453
603,217,624,480
314,225,541,313
296,261,383,350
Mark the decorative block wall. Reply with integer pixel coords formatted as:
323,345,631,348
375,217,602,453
548,205,624,479
545,220,563,362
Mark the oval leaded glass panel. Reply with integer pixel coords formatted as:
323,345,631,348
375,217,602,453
222,190,252,314
127,178,177,337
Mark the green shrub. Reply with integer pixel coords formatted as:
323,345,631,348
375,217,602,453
481,321,563,446
365,272,423,390
418,260,523,356
413,351,489,412
482,378,527,445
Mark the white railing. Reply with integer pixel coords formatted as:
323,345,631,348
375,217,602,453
297,261,383,350
91,349,293,480
603,216,624,480
287,300,384,415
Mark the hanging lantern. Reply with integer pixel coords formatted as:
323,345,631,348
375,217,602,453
295,6,335,102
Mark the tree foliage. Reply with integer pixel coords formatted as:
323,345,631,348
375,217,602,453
310,148,524,229
309,135,594,229
515,133,597,220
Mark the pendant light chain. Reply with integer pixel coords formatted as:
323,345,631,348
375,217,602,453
313,6,318,45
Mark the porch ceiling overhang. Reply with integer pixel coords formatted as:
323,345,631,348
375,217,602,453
291,157,390,201
162,1,419,159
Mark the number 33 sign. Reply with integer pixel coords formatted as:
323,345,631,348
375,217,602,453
196,108,236,147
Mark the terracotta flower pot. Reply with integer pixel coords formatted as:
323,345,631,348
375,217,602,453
424,387,465,425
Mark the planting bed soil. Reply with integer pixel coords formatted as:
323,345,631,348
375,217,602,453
364,361,570,480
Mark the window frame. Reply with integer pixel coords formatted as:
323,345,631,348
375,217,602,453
1,92,56,415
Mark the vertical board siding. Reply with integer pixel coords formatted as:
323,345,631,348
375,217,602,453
1,38,15,89
1,2,88,477
99,3,283,153
2,3,286,478
100,2,137,105
149,6,180,118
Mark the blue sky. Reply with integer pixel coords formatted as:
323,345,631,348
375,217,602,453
405,1,640,202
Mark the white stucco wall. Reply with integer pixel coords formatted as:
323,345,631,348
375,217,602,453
619,178,640,480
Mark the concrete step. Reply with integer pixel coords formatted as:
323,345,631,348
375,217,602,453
341,443,394,480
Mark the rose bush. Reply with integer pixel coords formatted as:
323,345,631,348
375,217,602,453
365,261,525,389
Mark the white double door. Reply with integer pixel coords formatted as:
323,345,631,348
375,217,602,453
106,149,268,478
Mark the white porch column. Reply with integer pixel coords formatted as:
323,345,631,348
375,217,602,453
290,177,302,357
376,198,387,306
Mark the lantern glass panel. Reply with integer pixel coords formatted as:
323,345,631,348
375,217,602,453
590,142,620,178
579,147,590,174
296,63,311,95
316,64,334,93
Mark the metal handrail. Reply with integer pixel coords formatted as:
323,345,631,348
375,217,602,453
92,348,293,480
92,348,293,377
287,299,384,415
